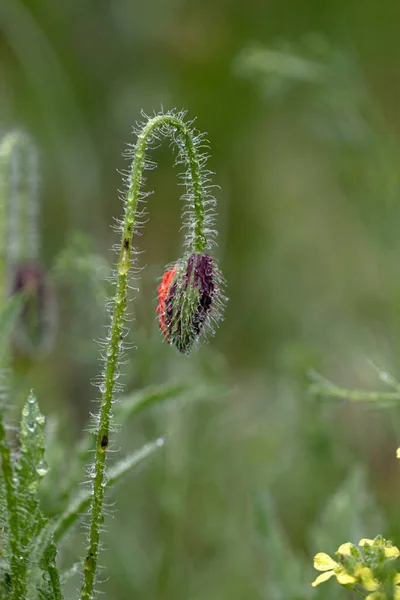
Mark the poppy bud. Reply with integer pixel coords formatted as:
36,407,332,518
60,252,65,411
157,253,225,354
9,263,57,357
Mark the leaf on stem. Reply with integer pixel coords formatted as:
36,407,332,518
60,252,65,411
16,391,47,550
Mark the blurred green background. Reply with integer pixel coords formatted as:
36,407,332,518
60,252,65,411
2,1,400,598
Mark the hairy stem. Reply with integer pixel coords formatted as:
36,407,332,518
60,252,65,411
176,122,207,253
80,112,208,600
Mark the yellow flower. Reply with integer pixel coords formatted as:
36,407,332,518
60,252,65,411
359,538,400,559
337,543,353,556
354,566,379,592
359,539,375,547
312,540,400,591
385,546,400,559
365,573,400,600
311,553,356,587
394,574,400,600
396,447,400,459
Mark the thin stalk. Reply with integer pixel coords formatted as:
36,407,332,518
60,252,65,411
80,112,208,600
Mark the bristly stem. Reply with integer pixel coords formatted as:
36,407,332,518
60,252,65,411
80,111,212,600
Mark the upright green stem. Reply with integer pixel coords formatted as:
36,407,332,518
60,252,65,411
81,112,209,600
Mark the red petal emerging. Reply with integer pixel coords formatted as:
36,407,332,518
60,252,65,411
157,266,177,340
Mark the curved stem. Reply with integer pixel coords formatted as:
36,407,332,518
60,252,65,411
80,112,209,600
132,113,207,253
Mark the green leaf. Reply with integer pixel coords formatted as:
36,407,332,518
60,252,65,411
26,519,54,600
39,539,63,600
16,391,48,551
26,520,63,600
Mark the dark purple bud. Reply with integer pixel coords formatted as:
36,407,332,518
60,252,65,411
157,253,225,354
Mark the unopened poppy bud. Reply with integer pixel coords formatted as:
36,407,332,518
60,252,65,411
9,263,56,357
157,253,225,354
